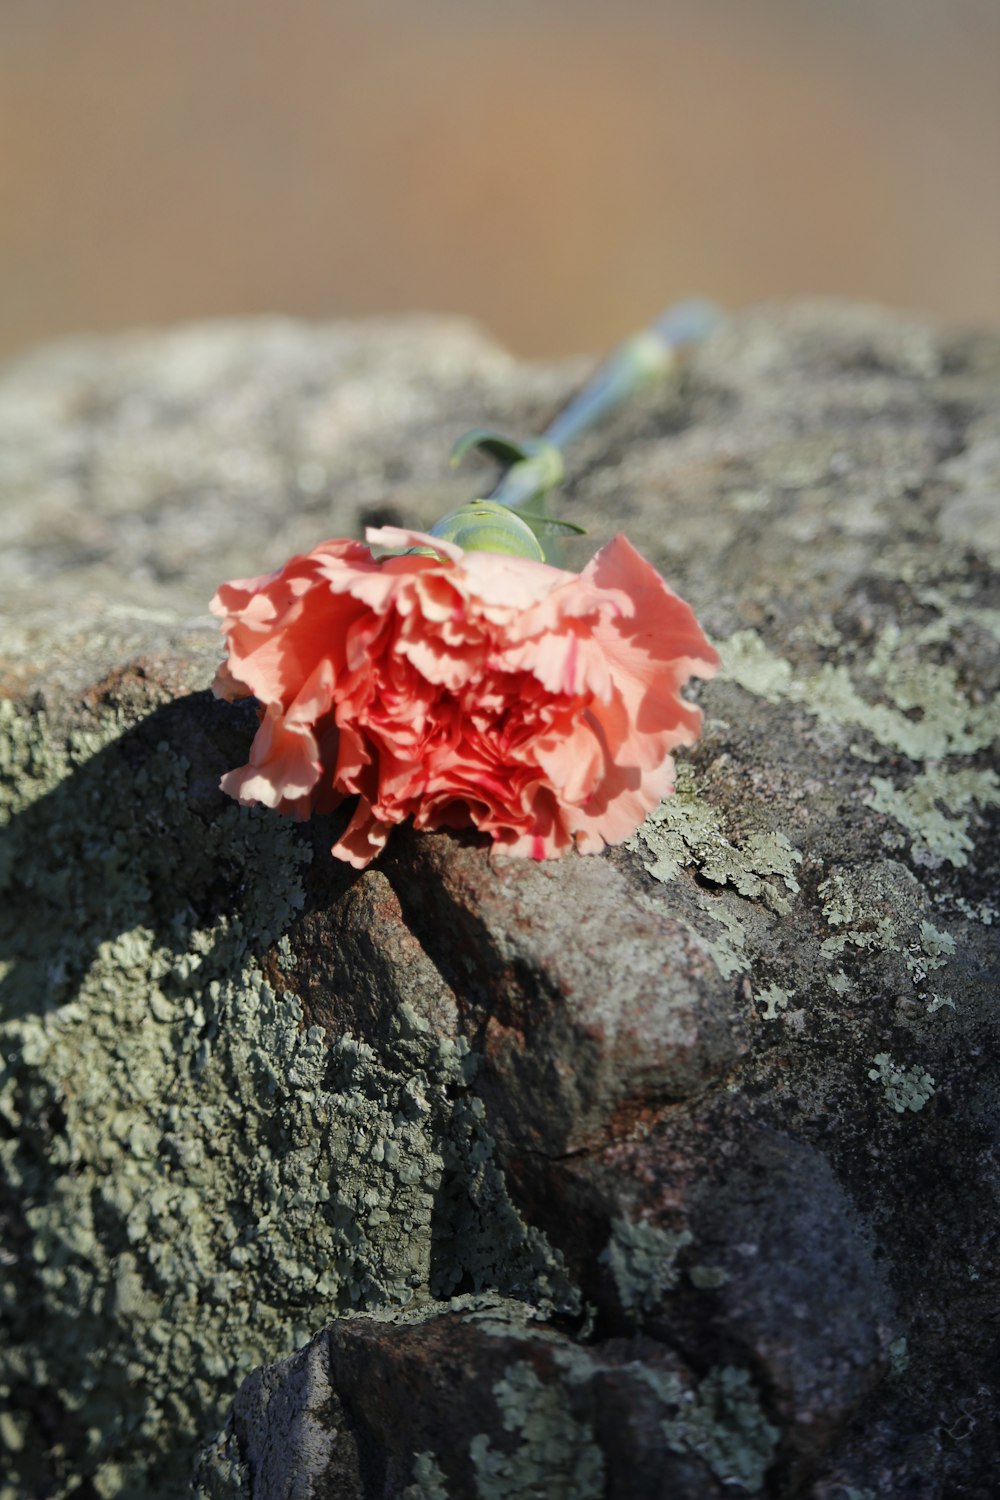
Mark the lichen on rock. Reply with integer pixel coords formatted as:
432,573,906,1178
0,696,571,1498
2,303,999,1497
469,1362,605,1500
868,1053,936,1114
629,764,803,913
601,1216,693,1317
661,1366,779,1494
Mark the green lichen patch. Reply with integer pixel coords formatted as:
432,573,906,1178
403,1452,451,1500
689,1264,731,1290
717,631,794,705
719,625,996,762
469,1363,604,1500
629,765,802,915
867,766,1000,868
0,698,571,1498
819,863,956,986
910,586,1000,647
954,896,996,927
868,1054,936,1114
661,1365,779,1494
686,898,752,981
466,1347,777,1494
919,920,956,966
629,764,802,979
601,1216,693,1317
757,984,793,1022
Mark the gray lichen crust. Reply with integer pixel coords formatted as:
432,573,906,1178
2,303,999,1497
0,699,570,1498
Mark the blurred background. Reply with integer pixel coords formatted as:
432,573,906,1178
2,0,998,361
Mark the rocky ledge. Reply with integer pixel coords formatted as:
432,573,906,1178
0,305,997,1499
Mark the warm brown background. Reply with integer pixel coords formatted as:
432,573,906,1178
2,0,999,360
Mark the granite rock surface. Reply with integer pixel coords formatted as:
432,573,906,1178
0,304,997,1498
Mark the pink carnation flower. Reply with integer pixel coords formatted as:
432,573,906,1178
210,526,718,867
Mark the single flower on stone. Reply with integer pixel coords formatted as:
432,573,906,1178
211,526,718,867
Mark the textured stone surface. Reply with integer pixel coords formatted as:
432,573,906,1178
1,305,998,1498
198,1299,778,1500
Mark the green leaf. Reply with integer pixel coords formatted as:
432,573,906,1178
449,429,533,468
515,514,588,538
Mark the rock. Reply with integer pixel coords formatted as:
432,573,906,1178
198,1299,776,1500
491,1111,895,1477
381,831,747,1156
0,305,998,1499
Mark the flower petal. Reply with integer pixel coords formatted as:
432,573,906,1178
212,529,715,866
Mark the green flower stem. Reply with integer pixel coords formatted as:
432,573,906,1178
490,299,719,515
422,300,719,561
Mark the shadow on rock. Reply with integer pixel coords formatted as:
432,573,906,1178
0,687,340,1022
0,684,358,1496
